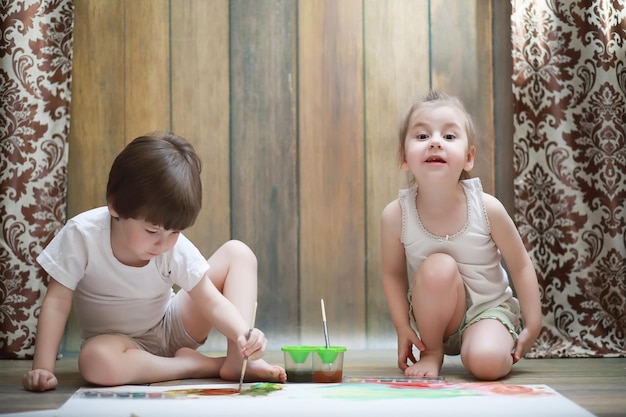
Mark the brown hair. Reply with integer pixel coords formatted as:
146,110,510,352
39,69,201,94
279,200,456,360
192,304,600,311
398,90,477,184
106,132,202,231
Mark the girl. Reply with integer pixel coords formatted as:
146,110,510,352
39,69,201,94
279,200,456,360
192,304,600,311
380,91,541,381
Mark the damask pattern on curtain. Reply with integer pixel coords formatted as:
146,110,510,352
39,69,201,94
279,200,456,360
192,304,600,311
0,1,74,358
511,1,626,357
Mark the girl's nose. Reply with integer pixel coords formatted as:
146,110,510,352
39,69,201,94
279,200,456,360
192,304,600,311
429,138,443,149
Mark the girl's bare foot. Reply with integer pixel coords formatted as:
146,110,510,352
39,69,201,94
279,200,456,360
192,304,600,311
404,350,443,378
174,347,225,379
220,357,287,383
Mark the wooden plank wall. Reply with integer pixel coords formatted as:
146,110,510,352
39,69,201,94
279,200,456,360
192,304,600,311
66,0,496,352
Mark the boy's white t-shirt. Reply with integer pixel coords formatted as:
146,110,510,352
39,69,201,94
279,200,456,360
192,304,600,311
36,207,210,340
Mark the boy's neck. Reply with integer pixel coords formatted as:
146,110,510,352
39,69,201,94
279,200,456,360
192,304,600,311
109,216,150,267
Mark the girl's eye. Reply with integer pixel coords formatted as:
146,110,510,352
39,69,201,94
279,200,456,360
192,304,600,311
146,229,158,235
416,133,429,140
443,134,456,140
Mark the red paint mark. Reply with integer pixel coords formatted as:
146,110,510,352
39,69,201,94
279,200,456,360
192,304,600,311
164,388,239,398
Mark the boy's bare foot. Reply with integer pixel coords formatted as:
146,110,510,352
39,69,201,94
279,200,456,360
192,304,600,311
404,350,443,378
174,347,225,379
220,357,287,383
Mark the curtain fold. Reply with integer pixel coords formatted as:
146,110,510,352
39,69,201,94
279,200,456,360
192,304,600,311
0,0,74,358
511,0,626,357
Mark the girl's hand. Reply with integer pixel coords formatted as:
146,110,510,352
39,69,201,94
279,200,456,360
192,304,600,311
23,369,58,392
512,327,537,363
397,328,425,370
238,328,267,361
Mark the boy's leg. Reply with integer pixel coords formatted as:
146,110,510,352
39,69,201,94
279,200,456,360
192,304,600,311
408,253,466,378
460,319,515,380
78,334,224,386
178,240,286,383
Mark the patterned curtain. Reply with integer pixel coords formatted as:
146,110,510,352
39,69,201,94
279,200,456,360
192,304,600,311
0,1,74,358
511,1,626,357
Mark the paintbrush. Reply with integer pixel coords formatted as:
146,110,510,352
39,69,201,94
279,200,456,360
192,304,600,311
238,301,258,392
321,298,330,348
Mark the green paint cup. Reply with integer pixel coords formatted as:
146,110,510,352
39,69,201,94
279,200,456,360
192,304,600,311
316,345,346,364
281,345,347,383
313,346,346,383
282,345,315,382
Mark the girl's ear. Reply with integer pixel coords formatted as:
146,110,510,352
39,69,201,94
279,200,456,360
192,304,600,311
464,145,476,172
400,151,409,171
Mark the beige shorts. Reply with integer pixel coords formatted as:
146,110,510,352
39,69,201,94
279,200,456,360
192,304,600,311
82,291,203,357
408,292,521,356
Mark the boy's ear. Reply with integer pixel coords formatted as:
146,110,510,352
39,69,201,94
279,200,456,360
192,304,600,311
107,199,119,219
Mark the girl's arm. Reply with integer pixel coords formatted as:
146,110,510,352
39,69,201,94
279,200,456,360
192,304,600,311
381,200,425,369
23,279,74,391
484,193,542,361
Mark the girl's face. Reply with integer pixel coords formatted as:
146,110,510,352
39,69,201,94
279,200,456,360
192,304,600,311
401,103,475,185
108,205,180,267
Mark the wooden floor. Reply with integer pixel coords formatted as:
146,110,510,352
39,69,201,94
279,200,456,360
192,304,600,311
1,351,625,416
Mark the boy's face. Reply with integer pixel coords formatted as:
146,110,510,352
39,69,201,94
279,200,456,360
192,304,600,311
108,206,180,267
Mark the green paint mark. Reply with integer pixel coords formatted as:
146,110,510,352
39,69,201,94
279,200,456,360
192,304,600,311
240,383,284,397
316,384,481,400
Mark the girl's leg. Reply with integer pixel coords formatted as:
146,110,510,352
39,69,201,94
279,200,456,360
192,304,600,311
78,334,224,386
408,253,466,378
178,240,285,382
460,319,515,380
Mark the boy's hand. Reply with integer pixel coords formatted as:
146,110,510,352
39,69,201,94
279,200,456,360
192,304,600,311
23,369,58,392
238,328,267,361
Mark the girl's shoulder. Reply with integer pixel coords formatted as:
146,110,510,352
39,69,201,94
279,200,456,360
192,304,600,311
460,178,505,212
460,177,483,193
398,186,417,198
382,197,402,218
397,186,417,209
480,191,509,225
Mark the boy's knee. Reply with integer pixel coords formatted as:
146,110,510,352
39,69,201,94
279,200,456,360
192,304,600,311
78,341,123,386
223,240,257,263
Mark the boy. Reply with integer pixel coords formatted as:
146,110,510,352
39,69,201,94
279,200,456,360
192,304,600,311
23,132,286,391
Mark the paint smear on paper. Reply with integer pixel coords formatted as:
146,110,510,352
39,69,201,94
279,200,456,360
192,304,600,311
164,383,282,398
310,382,553,401
240,383,284,397
78,383,283,399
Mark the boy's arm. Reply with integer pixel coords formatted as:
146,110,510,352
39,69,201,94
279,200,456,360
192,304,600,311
484,194,542,360
187,277,253,354
23,279,74,391
381,200,424,369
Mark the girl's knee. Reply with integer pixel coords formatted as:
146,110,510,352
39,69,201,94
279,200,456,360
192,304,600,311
414,253,461,290
461,347,513,381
